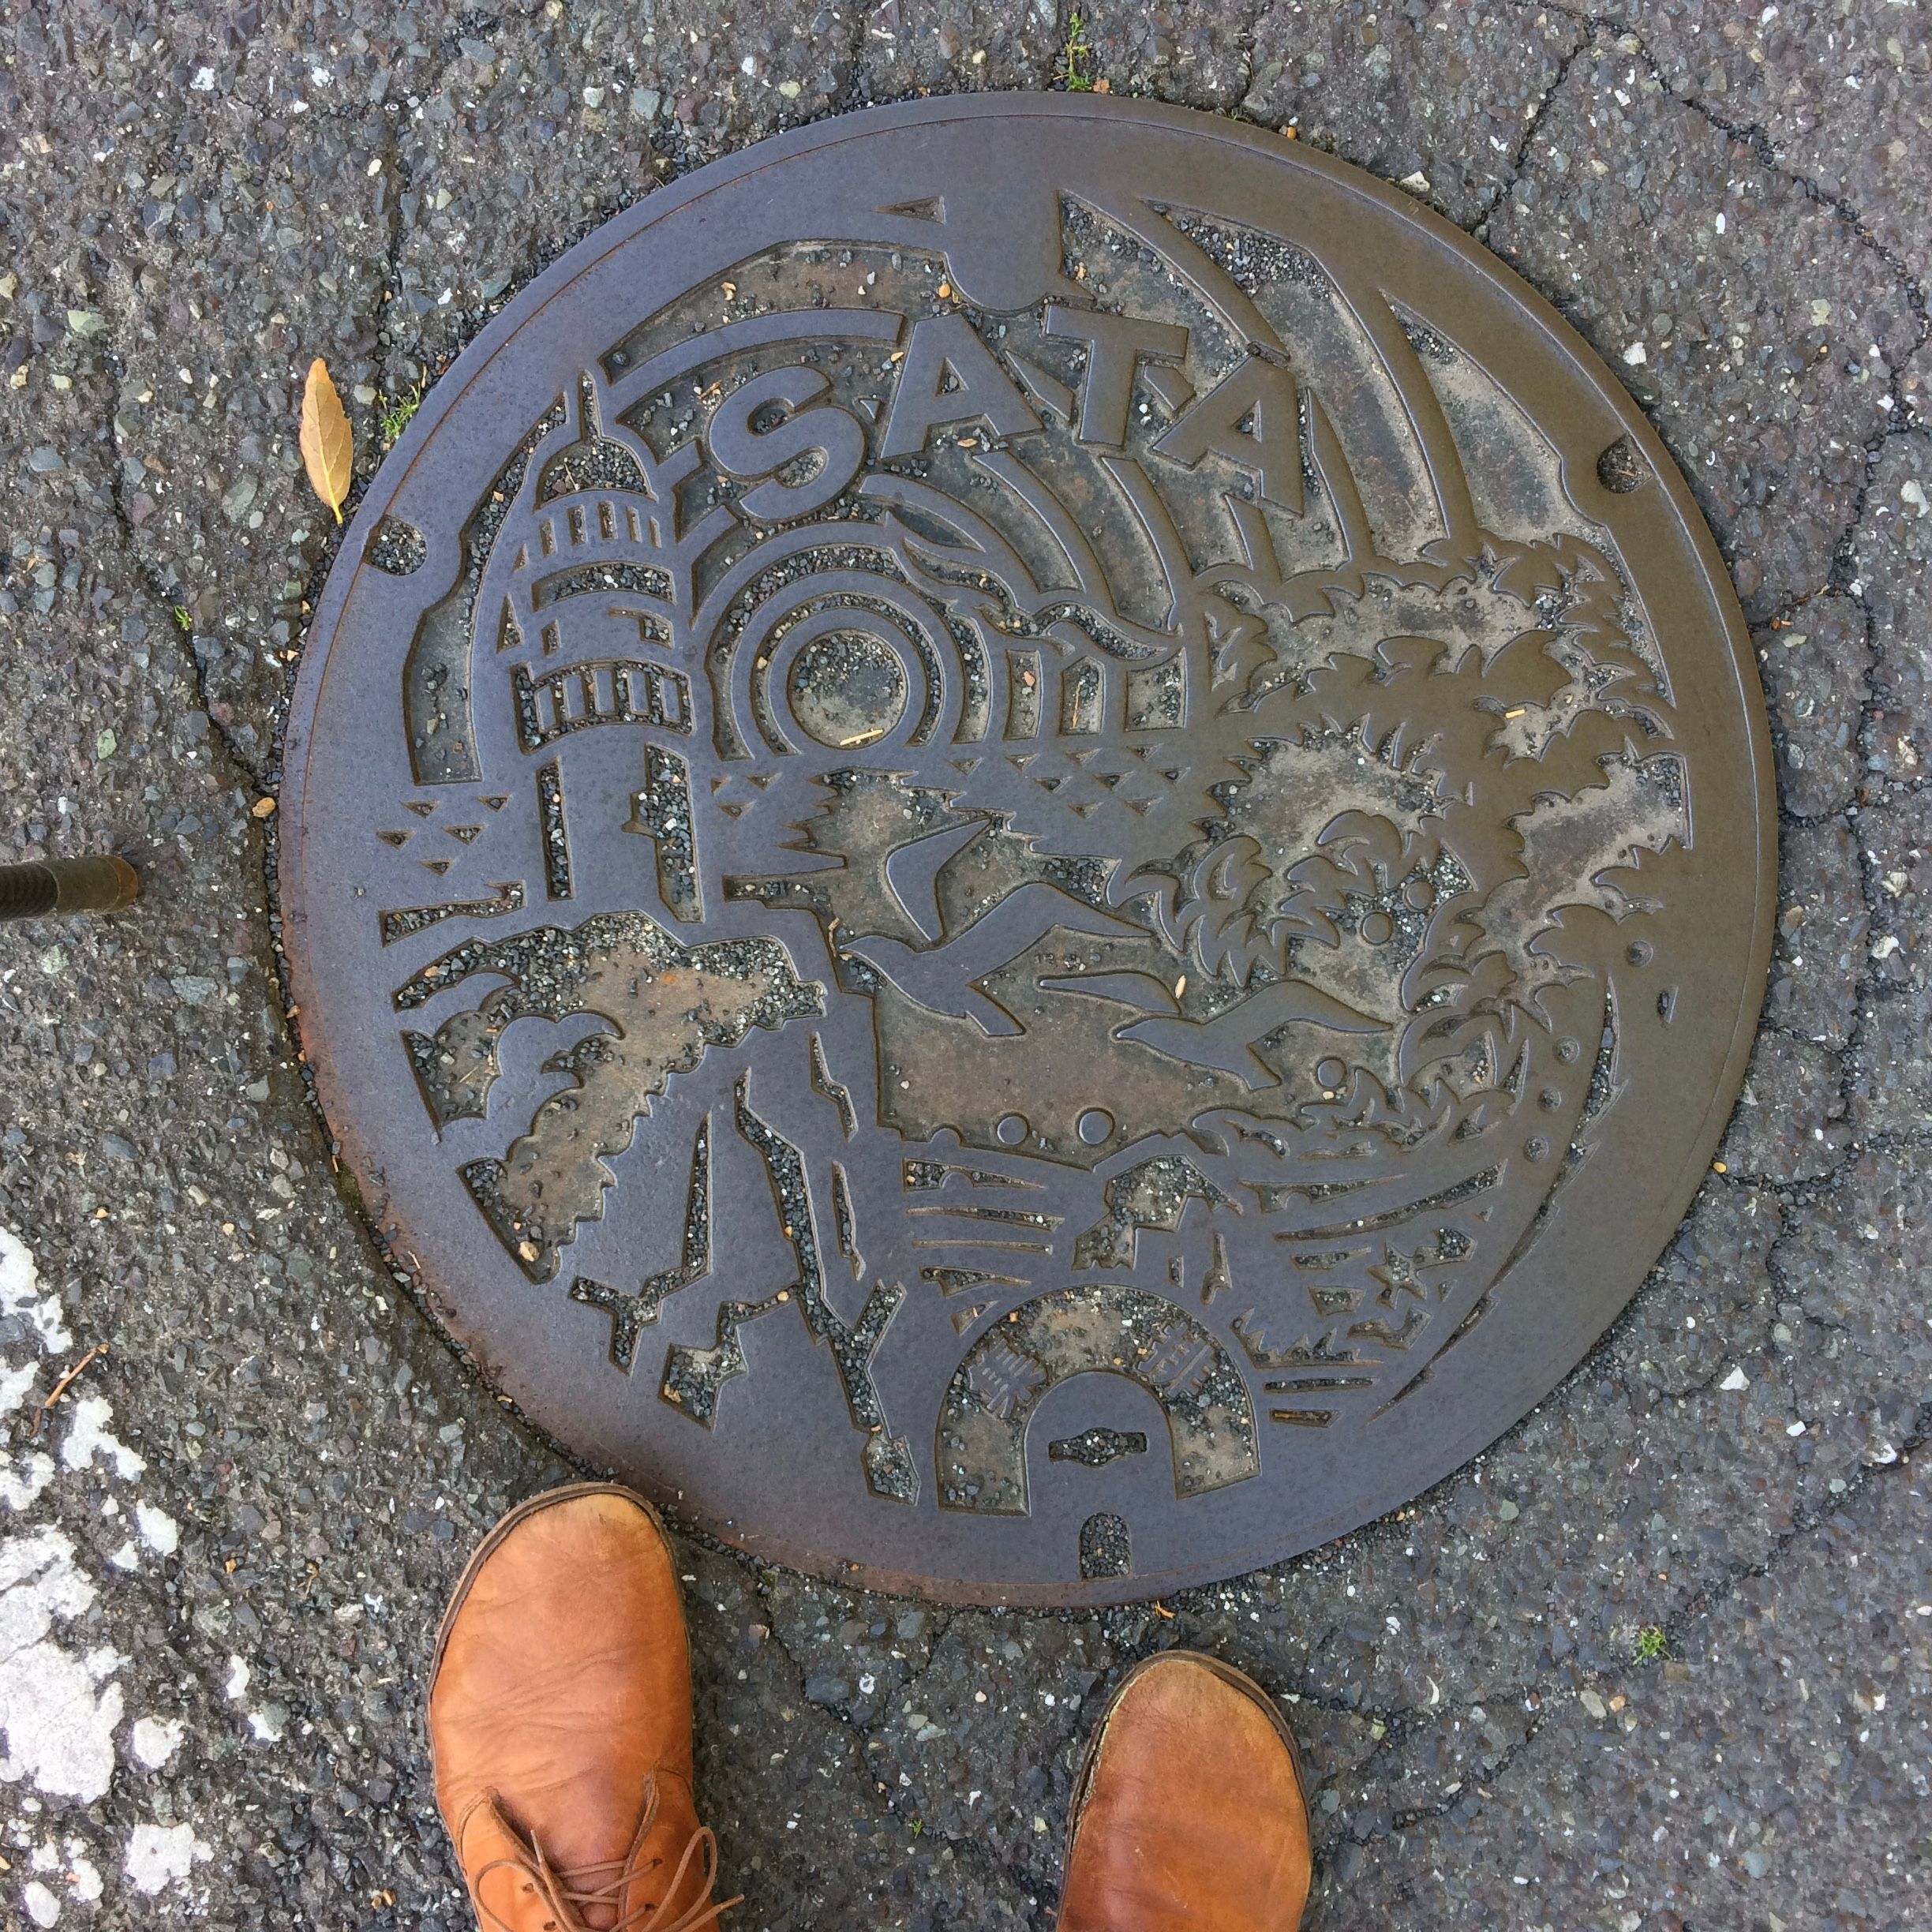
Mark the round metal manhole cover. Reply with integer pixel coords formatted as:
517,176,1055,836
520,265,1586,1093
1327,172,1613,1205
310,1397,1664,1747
282,97,1773,1605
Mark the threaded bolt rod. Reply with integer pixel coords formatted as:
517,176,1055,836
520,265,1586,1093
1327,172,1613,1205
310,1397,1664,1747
0,856,140,922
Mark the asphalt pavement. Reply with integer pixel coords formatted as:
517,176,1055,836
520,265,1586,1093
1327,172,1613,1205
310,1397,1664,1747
0,3,1926,1927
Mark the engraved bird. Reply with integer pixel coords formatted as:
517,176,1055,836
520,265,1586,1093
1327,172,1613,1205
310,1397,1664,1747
841,882,1144,1036
1040,969,1389,1088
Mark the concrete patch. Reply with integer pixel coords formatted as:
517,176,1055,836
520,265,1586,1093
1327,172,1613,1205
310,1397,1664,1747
133,1502,177,1556
0,1526,123,1803
129,1717,183,1770
58,1396,144,1482
122,1822,208,1897
0,1227,69,1354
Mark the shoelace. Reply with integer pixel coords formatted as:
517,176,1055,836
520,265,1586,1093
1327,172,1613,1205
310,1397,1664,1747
469,1780,742,1932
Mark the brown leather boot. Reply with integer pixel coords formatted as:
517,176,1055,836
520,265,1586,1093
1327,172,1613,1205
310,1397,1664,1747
1058,1651,1311,1932
429,1482,736,1932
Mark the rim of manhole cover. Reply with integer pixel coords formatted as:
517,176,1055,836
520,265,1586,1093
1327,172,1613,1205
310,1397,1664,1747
282,96,1773,1607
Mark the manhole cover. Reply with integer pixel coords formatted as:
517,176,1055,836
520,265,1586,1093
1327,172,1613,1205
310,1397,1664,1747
282,97,1773,1605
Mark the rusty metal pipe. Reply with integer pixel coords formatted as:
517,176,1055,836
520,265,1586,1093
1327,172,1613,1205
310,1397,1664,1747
0,855,140,922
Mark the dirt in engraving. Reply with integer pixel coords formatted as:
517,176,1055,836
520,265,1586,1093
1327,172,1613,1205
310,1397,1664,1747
380,882,524,946
1050,1426,1148,1468
394,913,821,1279
623,745,702,923
1071,1156,1233,1269
570,1114,715,1372
938,1286,1257,1513
1078,1511,1133,1579
660,1074,919,1503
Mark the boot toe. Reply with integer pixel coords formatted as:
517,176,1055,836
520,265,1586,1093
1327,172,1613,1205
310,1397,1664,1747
1060,1652,1310,1932
430,1484,702,1916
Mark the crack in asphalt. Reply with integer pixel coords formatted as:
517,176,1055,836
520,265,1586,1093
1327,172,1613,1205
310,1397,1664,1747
96,363,272,797
1311,1426,1928,1859
1538,6,1930,338
1470,24,1593,241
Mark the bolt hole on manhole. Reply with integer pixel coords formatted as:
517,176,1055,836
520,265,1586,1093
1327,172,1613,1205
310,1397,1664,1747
281,97,1773,1606
365,516,426,574
1596,436,1646,494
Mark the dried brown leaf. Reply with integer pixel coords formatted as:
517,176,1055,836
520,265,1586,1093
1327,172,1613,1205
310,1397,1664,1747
299,357,353,524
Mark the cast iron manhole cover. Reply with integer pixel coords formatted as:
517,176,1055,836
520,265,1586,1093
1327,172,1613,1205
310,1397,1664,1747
283,97,1773,1605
